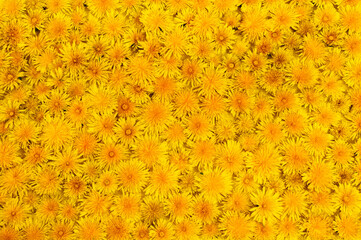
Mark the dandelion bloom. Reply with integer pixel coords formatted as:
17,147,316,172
1,0,361,238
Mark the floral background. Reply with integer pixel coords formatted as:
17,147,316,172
1,0,361,239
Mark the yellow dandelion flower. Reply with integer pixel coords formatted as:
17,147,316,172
240,6,269,41
66,99,89,127
0,138,19,168
151,219,174,240
192,10,219,37
186,113,211,140
244,50,267,72
36,197,60,223
282,110,307,136
344,33,361,57
114,118,139,146
273,88,298,112
250,188,283,224
201,222,219,240
305,124,332,156
165,193,191,222
270,3,299,30
105,217,131,240
141,196,165,223
24,144,48,167
141,100,172,133
312,103,338,127
282,139,308,176
60,202,78,222
303,215,332,240
282,190,308,220
301,36,327,65
236,170,258,193
1,21,26,48
60,43,86,76
135,136,167,167
118,160,149,193
319,73,345,99
82,191,112,220
192,197,219,223
340,5,361,32
173,88,199,118
33,166,61,196
246,144,281,183
191,139,216,167
53,146,81,179
75,217,104,240
174,219,199,240
165,122,187,147
127,56,154,84
228,91,253,115
220,212,255,240
327,140,353,167
288,59,318,89
314,4,340,27
103,12,126,39
87,0,119,17
86,83,117,114
216,140,244,174
199,67,227,96
0,199,28,230
46,13,70,41
40,116,73,151
74,132,97,157
214,114,237,142
257,119,284,144
117,95,136,118
259,68,284,93
140,6,172,33
181,59,202,86
334,214,361,240
277,217,300,240
224,191,250,212
64,176,88,200
302,158,334,191
197,167,232,201
98,141,124,170
133,222,150,240
0,165,29,196
153,76,177,101
309,190,335,216
254,221,276,240
84,60,109,83
0,100,21,127
22,221,46,240
95,171,117,194
146,163,179,198
252,94,272,121
335,184,361,215
189,36,215,60
50,222,72,240
87,113,116,141
112,193,141,221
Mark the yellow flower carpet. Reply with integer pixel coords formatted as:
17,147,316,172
1,0,361,239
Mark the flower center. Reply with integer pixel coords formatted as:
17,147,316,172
159,230,165,237
125,128,133,136
7,73,14,80
108,151,115,158
104,179,110,186
121,103,129,110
